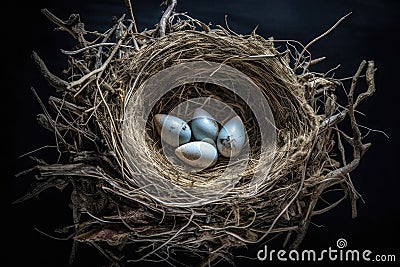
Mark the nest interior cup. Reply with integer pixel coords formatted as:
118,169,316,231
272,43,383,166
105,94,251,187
122,60,277,207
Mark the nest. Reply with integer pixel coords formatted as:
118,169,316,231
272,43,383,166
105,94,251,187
19,2,376,266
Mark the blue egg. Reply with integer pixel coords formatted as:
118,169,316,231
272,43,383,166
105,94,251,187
217,116,246,158
191,108,219,141
154,114,191,147
175,141,218,169
200,137,216,148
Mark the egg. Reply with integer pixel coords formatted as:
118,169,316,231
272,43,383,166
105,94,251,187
154,114,191,147
175,141,218,169
190,108,219,141
217,116,246,158
200,137,216,148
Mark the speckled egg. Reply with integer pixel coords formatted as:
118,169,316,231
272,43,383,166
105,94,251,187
175,141,218,169
190,108,219,141
217,116,246,158
154,114,191,147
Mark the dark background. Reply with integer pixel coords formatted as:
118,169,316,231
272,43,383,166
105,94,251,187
4,0,399,266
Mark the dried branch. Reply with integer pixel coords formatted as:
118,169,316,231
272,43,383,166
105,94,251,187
68,23,133,91
31,51,69,92
295,12,352,70
41,8,78,39
354,60,376,108
124,0,138,33
159,0,177,37
14,178,68,203
309,56,326,66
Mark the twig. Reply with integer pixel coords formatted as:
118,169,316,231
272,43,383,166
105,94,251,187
321,111,347,127
324,60,372,182
13,178,68,203
41,8,78,39
224,15,240,37
34,227,75,241
348,60,366,150
337,131,359,218
17,145,58,159
96,14,126,68
49,96,85,114
61,43,117,55
31,87,71,154
354,61,376,108
311,193,347,216
68,23,133,91
31,51,69,92
124,0,138,33
295,12,352,70
129,212,195,262
309,56,326,66
159,0,177,37
231,51,289,61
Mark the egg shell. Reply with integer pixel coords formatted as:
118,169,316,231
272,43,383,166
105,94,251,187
175,141,218,169
154,114,191,147
190,108,219,141
217,116,246,158
201,137,216,148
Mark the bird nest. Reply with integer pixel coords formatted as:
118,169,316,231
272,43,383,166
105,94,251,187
19,1,376,266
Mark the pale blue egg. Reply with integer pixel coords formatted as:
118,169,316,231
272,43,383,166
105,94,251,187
217,116,246,158
175,141,218,169
154,114,191,147
191,108,219,141
200,137,216,148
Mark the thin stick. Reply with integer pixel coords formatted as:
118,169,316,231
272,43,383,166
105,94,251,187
69,23,133,91
125,0,138,33
295,12,352,70
95,14,126,68
309,56,326,66
61,43,116,55
159,0,177,37
31,51,69,92
354,61,376,108
129,213,194,262
41,8,78,39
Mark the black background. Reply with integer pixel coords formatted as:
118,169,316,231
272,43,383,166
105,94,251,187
4,0,400,266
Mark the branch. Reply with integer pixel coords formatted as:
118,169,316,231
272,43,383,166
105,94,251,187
354,61,376,108
41,8,78,40
309,56,326,66
159,0,177,37
295,12,352,70
348,60,366,151
321,111,347,127
124,0,138,33
31,51,70,92
68,23,133,91
13,178,69,204
324,60,373,180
